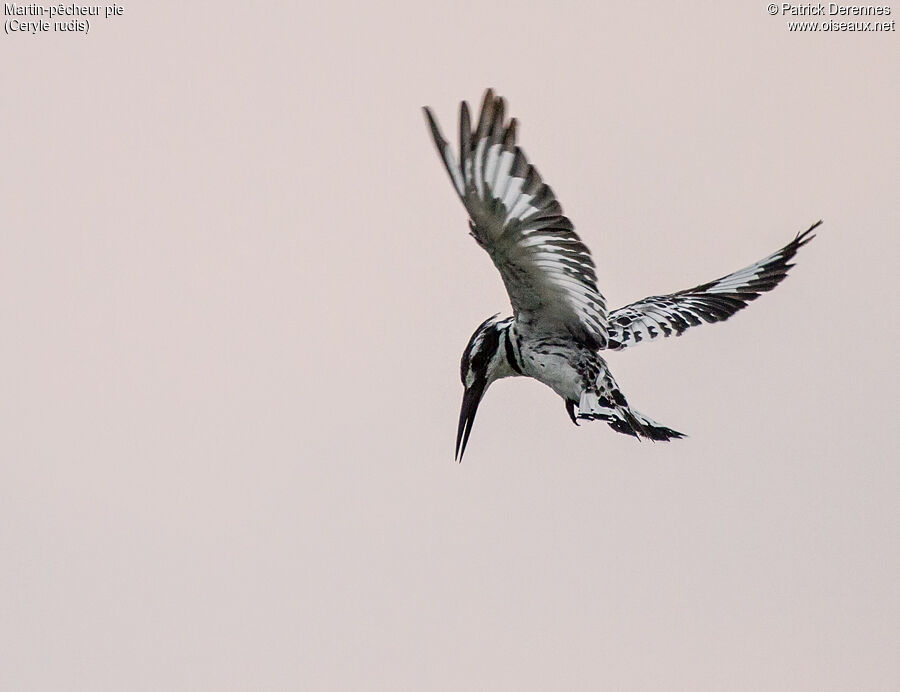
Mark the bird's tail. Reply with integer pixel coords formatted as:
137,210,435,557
577,369,685,442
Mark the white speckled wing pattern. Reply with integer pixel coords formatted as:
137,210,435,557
423,89,608,349
605,222,820,350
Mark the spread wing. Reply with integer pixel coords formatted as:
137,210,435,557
605,222,819,350
424,89,608,349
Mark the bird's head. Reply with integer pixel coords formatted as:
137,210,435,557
456,314,513,461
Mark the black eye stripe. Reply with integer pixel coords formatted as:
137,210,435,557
475,326,501,372
461,316,500,382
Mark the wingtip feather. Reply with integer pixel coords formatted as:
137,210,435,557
796,220,822,246
422,106,444,144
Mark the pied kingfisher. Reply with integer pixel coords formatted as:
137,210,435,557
424,89,818,460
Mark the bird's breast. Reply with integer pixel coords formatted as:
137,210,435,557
518,340,586,401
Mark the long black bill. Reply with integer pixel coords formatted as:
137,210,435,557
455,382,485,462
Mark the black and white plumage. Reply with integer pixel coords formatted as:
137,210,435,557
424,89,818,460
605,229,815,350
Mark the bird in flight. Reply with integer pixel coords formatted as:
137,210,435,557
423,89,818,460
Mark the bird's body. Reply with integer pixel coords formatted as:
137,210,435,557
424,89,817,460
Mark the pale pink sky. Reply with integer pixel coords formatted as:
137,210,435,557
2,2,898,690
